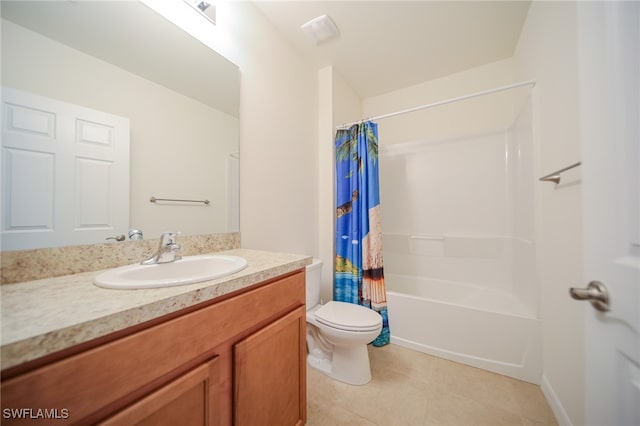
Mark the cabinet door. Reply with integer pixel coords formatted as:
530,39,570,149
100,357,220,426
233,306,306,426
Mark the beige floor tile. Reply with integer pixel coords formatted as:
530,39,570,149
306,344,558,426
369,343,435,380
519,415,558,426
307,391,377,426
341,369,429,425
307,366,353,404
423,388,526,426
429,356,556,424
488,376,557,424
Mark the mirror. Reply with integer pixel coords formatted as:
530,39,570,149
1,0,240,250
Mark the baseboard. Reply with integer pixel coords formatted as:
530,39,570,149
541,375,572,426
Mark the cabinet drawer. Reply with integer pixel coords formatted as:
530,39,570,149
1,271,304,425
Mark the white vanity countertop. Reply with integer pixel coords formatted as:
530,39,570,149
1,248,311,370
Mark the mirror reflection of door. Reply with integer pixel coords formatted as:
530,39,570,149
1,87,130,251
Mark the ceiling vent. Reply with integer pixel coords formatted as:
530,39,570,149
301,14,340,45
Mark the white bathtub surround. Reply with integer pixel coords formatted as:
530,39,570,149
383,234,536,307
378,85,540,383
386,274,542,384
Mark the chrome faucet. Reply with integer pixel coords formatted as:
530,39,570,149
141,232,182,265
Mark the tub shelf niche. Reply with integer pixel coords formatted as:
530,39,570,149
383,233,531,259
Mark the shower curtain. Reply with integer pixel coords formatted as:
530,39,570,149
334,121,390,347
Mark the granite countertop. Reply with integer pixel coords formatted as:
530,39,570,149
1,248,311,370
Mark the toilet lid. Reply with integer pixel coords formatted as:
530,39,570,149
314,301,382,331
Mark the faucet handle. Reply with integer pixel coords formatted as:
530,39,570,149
161,231,181,245
128,229,143,240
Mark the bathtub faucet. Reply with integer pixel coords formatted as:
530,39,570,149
141,232,182,265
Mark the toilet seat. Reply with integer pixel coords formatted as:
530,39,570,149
314,301,382,332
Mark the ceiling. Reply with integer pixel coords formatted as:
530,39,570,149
1,0,239,116
253,1,531,99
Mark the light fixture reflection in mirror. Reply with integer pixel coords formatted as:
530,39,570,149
0,0,239,251
183,0,216,24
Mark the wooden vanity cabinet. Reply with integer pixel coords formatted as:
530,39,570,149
1,270,306,426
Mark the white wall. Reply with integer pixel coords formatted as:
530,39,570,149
1,19,238,238
316,66,363,302
363,58,519,144
214,2,318,255
317,66,333,303
514,2,585,425
142,0,318,255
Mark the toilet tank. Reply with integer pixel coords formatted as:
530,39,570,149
305,258,323,309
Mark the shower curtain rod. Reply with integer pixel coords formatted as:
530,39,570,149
336,80,536,129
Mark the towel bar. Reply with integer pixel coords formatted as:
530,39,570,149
150,196,210,205
538,162,581,184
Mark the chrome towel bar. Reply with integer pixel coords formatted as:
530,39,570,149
150,196,210,205
538,162,581,184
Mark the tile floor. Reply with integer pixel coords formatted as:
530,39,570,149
306,344,558,426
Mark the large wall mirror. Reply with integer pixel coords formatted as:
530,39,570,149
1,0,240,251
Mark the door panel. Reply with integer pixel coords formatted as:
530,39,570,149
233,306,306,426
1,87,130,249
577,2,640,425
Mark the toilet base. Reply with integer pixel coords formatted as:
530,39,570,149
307,352,332,376
307,344,372,385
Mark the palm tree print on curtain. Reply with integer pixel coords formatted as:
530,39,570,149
334,121,390,347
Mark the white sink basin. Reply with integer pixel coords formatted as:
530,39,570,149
94,254,247,289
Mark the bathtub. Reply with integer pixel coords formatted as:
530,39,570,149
385,273,542,384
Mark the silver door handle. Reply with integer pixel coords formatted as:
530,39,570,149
569,281,610,312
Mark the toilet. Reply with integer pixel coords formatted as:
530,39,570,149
305,259,383,385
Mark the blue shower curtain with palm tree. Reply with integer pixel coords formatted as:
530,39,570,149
334,121,390,347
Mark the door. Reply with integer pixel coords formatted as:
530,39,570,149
576,1,640,425
1,87,130,250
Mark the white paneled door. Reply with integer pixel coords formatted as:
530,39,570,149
1,87,130,250
577,1,640,425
